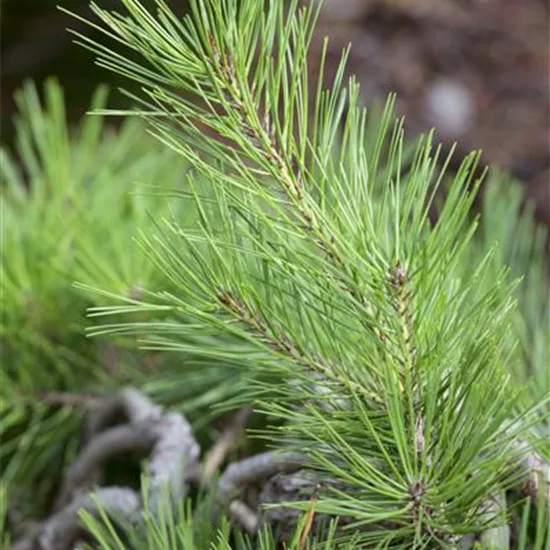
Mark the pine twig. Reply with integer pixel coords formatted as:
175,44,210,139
217,290,381,404
12,487,140,550
258,470,354,543
54,424,157,510
217,451,306,504
201,407,253,484
457,534,476,549
147,411,199,511
228,499,259,533
297,485,320,550
216,451,305,533
509,434,550,510
54,387,165,511
478,493,510,549
517,447,550,505
14,388,200,550
84,387,163,440
38,391,105,410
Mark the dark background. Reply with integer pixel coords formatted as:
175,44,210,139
2,0,549,228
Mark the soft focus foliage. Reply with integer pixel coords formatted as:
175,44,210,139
0,80,249,519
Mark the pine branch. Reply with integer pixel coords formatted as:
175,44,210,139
52,0,550,545
216,289,381,403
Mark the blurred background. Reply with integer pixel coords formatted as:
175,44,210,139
1,0,549,228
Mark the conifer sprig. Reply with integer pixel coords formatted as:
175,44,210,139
61,0,549,545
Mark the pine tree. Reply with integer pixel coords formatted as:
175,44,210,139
1,0,548,548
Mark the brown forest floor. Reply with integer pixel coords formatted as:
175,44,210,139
311,0,549,228
2,0,549,227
